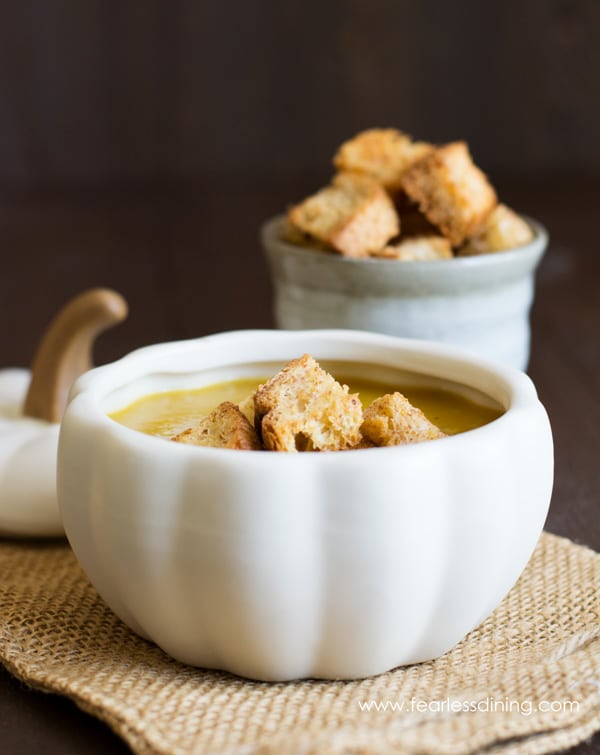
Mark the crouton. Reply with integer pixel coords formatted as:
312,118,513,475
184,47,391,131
172,401,261,450
254,354,363,451
280,218,333,252
350,437,376,450
372,235,453,261
334,129,433,190
458,204,534,256
395,202,440,237
237,393,256,426
402,142,497,246
361,392,446,446
287,172,399,258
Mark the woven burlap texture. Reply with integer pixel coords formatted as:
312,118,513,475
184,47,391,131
0,531,598,755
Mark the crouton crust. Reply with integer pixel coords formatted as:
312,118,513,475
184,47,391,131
172,401,261,450
361,392,446,446
280,218,334,252
458,204,534,256
287,172,399,258
254,354,363,451
349,437,376,449
334,129,433,190
372,235,453,261
402,142,497,246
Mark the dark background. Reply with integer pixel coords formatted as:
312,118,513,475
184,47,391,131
1,0,600,352
0,3,599,753
0,0,599,191
1,0,599,367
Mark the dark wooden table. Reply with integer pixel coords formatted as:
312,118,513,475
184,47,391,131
0,181,598,753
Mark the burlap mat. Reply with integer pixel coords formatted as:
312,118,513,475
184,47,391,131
0,532,598,755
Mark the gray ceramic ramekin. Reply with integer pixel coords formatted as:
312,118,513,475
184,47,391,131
261,215,548,371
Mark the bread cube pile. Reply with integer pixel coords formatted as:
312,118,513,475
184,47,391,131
283,129,533,260
172,355,445,452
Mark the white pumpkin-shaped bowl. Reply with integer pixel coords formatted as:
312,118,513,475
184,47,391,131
0,289,127,538
58,330,553,681
0,369,61,536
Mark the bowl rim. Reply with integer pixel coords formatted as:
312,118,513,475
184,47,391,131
62,329,542,464
261,213,548,272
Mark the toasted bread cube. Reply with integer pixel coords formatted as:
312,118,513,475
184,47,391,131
350,437,376,450
458,204,534,256
372,235,453,261
394,192,439,236
280,218,333,252
402,142,497,246
287,172,399,258
361,392,446,446
396,204,439,237
172,402,261,450
280,217,313,246
254,354,363,452
237,393,256,426
334,129,433,190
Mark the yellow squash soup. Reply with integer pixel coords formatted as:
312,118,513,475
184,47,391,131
110,373,503,440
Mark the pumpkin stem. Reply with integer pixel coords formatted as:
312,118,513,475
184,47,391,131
24,289,128,422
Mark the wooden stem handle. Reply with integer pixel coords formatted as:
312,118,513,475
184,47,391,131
23,289,128,422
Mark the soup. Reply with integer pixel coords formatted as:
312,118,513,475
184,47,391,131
110,370,503,439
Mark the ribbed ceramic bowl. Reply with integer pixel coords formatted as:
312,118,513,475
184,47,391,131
0,369,61,536
57,329,553,681
261,216,548,371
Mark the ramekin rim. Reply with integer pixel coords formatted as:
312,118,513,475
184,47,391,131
260,213,548,270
